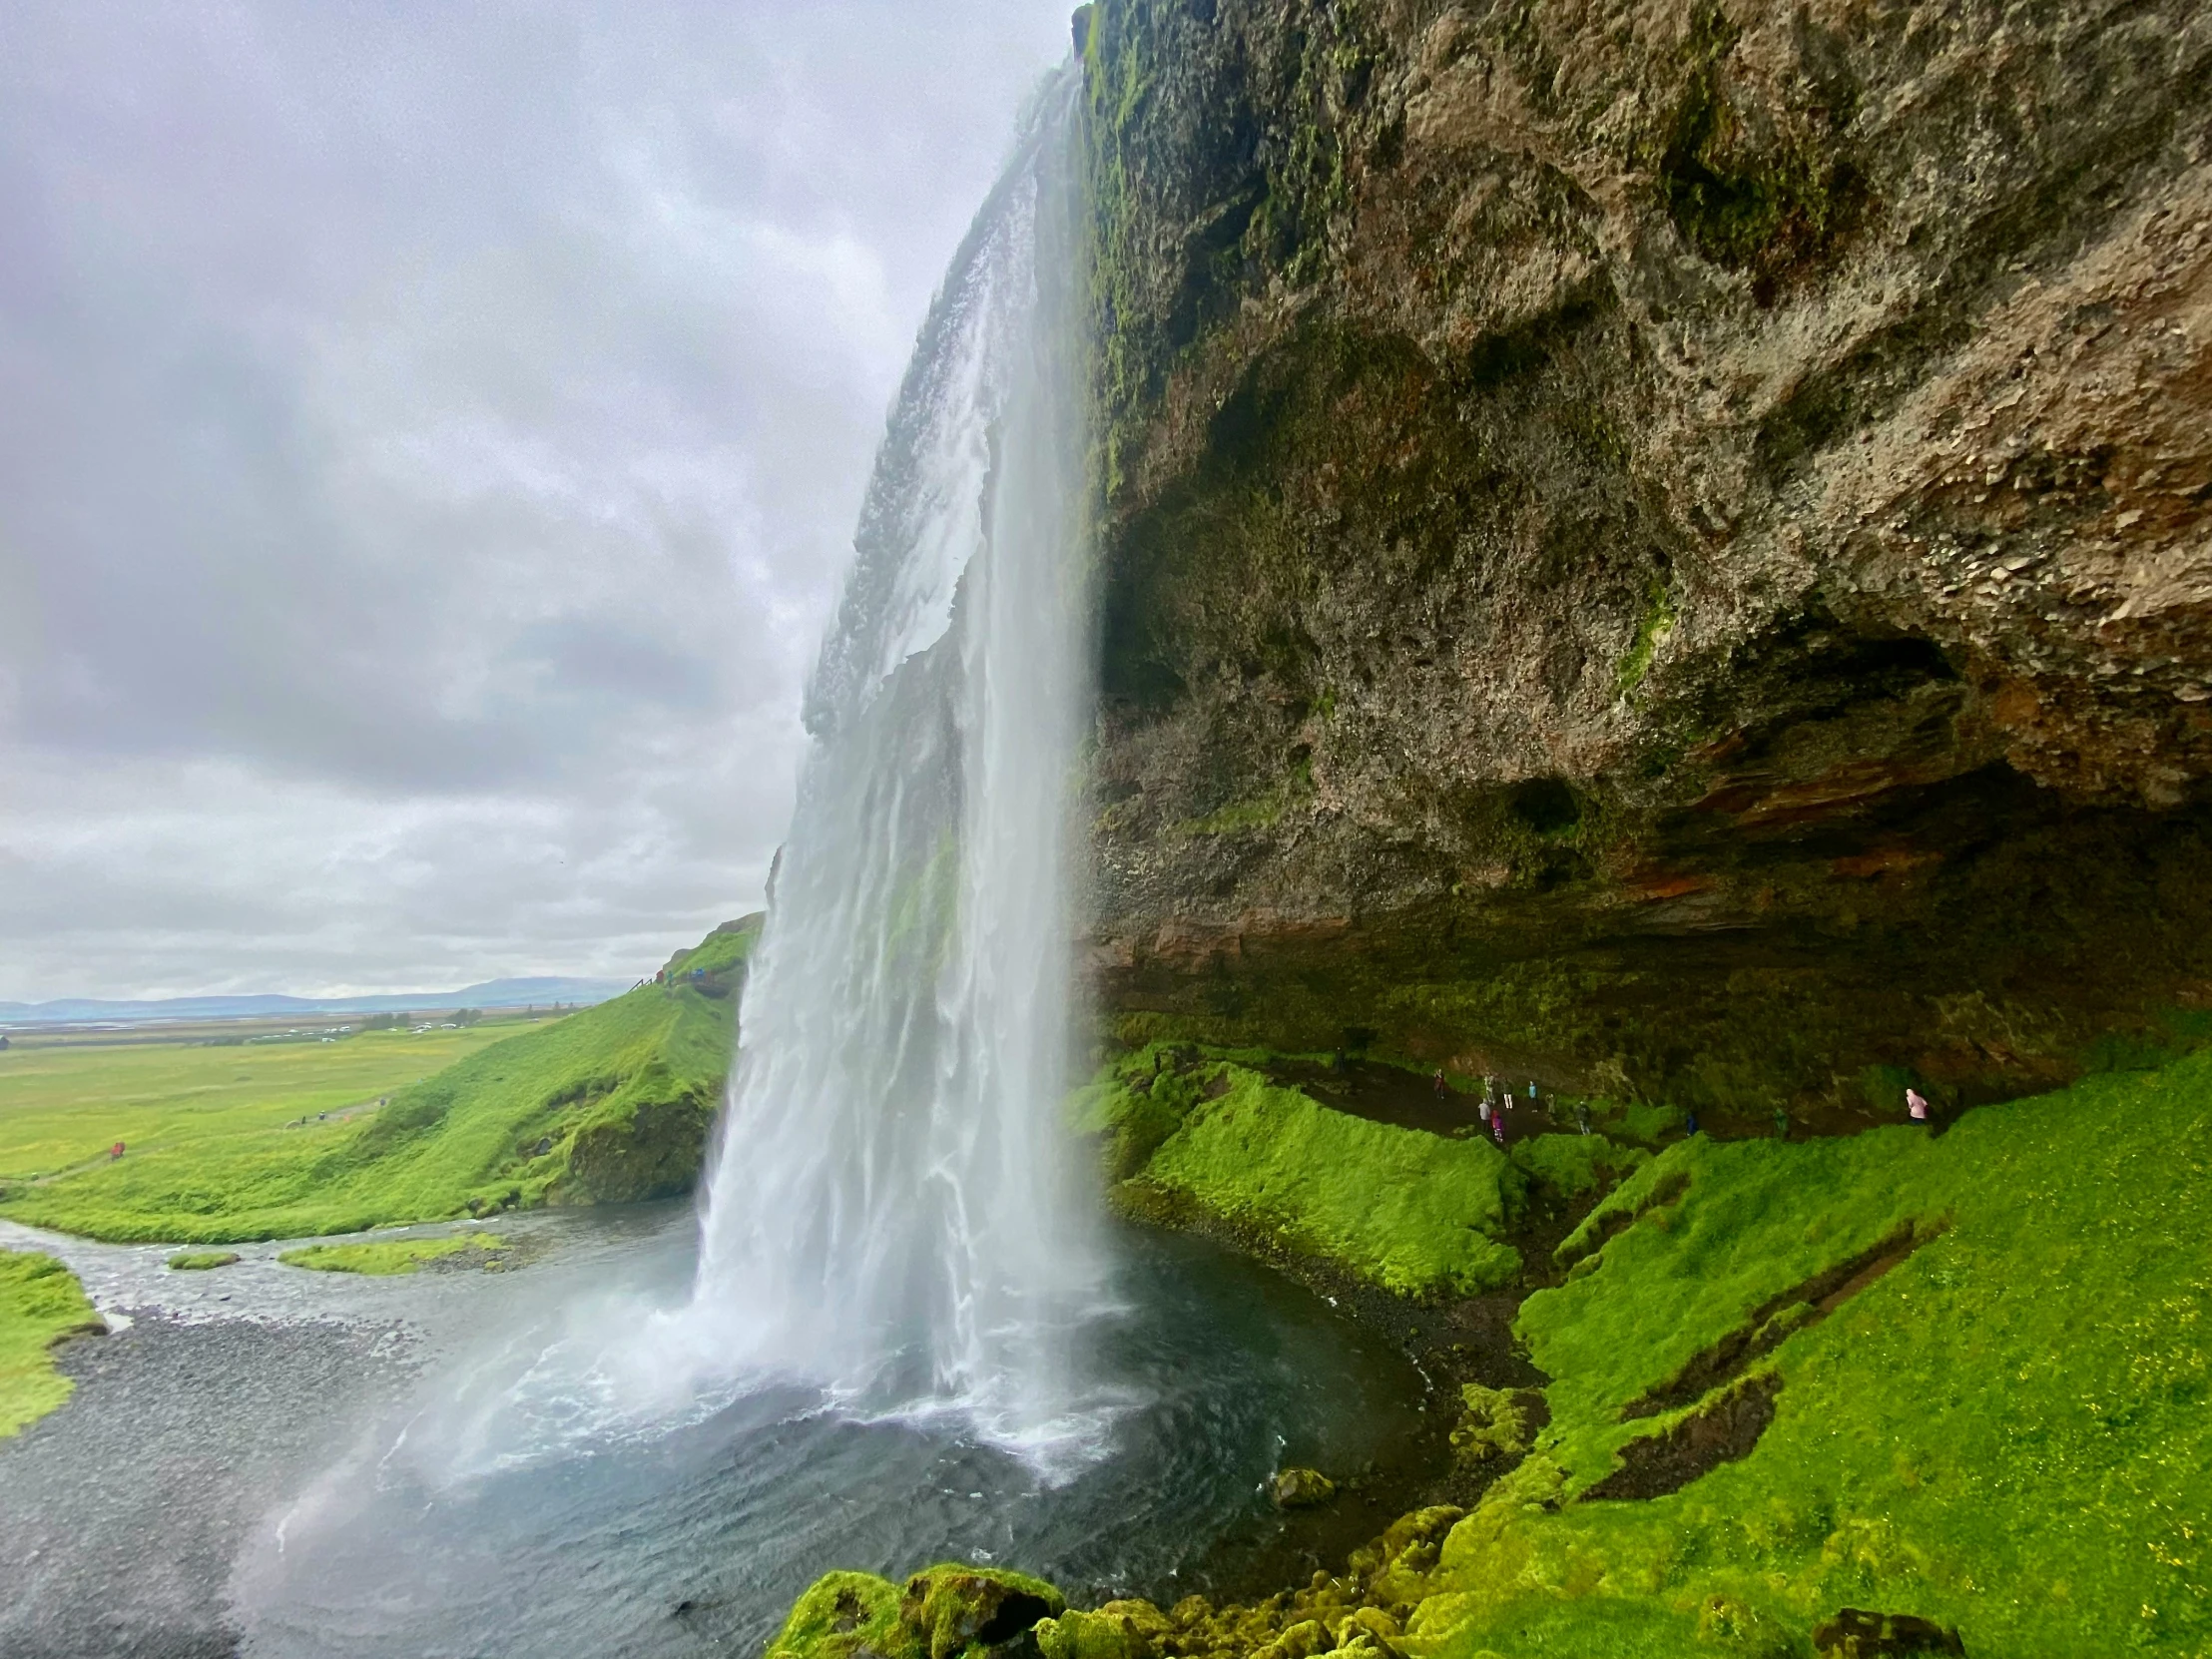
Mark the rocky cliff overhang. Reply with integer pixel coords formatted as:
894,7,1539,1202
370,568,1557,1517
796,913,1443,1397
1078,0,2212,1113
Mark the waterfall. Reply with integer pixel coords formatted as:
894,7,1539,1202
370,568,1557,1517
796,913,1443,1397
683,70,1100,1432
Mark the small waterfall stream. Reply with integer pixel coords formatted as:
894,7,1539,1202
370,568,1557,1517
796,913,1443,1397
683,69,1101,1434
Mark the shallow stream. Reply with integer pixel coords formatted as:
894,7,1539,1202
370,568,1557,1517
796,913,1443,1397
0,1207,1426,1659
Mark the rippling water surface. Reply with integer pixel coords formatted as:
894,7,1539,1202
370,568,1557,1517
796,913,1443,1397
1,1207,1420,1659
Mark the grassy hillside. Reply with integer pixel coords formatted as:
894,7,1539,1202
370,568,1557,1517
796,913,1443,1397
0,1251,101,1438
1080,1046,1529,1295
779,1049,2211,1659
1403,1051,2212,1657
0,918,761,1243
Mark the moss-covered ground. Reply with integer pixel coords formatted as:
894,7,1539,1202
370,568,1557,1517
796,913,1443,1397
165,1250,240,1271
767,1564,1065,1659
1079,1047,1530,1296
277,1233,506,1276
0,1249,101,1439
783,1048,2211,1658
0,919,759,1243
1407,1049,2212,1657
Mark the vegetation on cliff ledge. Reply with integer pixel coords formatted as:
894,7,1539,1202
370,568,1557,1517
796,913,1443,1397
1079,1048,1527,1296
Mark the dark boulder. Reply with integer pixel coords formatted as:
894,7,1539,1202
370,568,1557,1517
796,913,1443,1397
1813,1608,1967,1657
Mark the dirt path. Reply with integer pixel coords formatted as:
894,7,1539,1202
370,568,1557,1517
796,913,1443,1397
1251,1057,1913,1148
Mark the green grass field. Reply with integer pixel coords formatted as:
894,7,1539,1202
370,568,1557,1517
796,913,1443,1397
0,1250,100,1438
0,1024,519,1186
0,919,759,1244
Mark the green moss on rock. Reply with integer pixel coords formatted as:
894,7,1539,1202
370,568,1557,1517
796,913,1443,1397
1411,1053,2212,1655
1506,1133,1647,1202
1657,5,1868,302
1273,1466,1338,1509
1449,1382,1541,1471
766,1570,905,1659
768,1566,1065,1659
1035,1606,1160,1659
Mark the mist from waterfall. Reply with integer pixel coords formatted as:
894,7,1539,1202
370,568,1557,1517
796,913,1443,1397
679,68,1103,1440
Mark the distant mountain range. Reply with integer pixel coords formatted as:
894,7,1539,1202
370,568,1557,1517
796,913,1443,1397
0,976,634,1027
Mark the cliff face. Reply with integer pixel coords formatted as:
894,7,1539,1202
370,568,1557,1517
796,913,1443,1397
1079,0,2212,1112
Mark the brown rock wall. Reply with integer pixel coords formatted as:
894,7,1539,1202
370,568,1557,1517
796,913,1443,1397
1079,0,2212,1107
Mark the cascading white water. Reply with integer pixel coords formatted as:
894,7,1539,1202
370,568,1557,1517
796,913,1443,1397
683,70,1100,1432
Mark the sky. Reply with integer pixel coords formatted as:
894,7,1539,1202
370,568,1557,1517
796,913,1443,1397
0,0,1074,1001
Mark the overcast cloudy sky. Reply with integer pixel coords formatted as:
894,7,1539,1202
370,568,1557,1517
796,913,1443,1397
0,0,1072,1000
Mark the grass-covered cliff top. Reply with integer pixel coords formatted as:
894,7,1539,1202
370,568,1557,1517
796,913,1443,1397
0,917,760,1243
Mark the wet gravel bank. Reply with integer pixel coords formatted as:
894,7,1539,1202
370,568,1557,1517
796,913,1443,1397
0,1314,414,1658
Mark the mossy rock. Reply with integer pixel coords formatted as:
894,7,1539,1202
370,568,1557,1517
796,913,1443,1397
1272,1466,1337,1509
768,1571,907,1659
560,1085,715,1205
769,1565,1066,1659
1036,1602,1171,1659
1448,1383,1541,1468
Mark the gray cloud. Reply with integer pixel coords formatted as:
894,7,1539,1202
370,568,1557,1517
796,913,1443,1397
0,0,1072,999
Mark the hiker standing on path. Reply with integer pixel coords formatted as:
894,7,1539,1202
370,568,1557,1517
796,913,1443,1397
1774,1106,1791,1140
1433,1068,1448,1098
1907,1087,1932,1130
1490,1105,1507,1147
1575,1102,1591,1136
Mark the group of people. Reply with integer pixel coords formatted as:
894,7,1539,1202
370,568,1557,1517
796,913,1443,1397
1429,1069,1586,1146
1415,1067,1940,1146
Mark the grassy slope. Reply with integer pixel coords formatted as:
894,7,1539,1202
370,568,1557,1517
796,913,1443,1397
1408,1051,2212,1658
1084,1050,1527,1295
0,1250,101,1438
0,921,759,1243
771,1052,2209,1658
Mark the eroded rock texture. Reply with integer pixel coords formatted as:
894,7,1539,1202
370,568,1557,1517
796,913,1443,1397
1080,0,2212,1112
